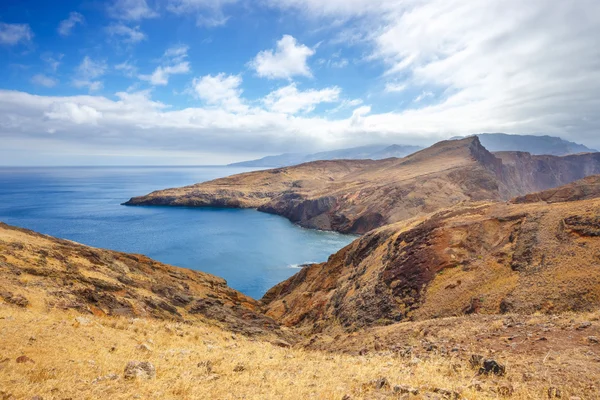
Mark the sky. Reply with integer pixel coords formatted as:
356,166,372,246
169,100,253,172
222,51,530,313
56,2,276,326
0,0,599,165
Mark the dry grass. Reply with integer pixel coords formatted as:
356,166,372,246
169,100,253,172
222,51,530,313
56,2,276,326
3,304,600,399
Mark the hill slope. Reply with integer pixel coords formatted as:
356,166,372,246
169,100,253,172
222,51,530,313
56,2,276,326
2,223,600,399
126,137,600,234
0,222,287,340
262,197,600,332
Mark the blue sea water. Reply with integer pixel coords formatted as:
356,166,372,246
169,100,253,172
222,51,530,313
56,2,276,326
0,167,356,299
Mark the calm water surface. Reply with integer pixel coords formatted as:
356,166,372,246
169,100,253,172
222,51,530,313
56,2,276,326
0,167,356,298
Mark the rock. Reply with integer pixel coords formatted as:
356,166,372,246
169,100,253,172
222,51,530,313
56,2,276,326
547,387,562,398
124,361,156,380
16,355,34,364
577,321,592,330
136,343,153,352
587,336,599,344
479,359,505,376
393,385,419,395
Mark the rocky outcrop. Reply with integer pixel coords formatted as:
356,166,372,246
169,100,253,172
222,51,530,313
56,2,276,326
0,222,292,341
262,198,600,333
125,137,600,234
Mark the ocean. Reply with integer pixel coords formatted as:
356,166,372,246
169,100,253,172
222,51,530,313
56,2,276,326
0,166,356,299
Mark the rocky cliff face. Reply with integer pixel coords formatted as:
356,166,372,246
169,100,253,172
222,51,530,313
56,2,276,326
511,174,600,204
0,223,291,340
262,198,600,333
125,137,600,234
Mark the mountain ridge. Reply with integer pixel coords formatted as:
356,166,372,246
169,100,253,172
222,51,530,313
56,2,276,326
125,136,600,234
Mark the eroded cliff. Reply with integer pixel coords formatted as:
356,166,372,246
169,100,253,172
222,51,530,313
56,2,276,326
262,197,600,333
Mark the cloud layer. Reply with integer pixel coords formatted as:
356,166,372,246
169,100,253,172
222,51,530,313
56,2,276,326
2,0,600,164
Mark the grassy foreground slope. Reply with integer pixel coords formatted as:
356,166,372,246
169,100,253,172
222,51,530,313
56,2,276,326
1,222,600,399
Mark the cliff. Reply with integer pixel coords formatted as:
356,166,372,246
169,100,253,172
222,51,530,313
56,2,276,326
262,197,600,332
511,174,600,204
125,137,600,234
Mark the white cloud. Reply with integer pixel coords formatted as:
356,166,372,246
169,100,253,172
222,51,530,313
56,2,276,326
72,56,107,92
263,83,340,114
45,102,103,125
191,73,247,112
249,35,315,80
140,63,190,85
164,45,189,62
58,12,84,36
106,23,146,44
31,74,58,88
414,91,433,102
139,45,191,85
0,22,33,45
384,82,407,93
115,60,138,77
264,0,600,147
108,0,158,20
166,0,238,27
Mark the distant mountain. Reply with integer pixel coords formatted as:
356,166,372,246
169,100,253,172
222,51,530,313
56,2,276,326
228,144,423,167
453,133,597,155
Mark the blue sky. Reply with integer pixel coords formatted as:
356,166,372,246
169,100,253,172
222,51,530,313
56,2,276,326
1,0,599,165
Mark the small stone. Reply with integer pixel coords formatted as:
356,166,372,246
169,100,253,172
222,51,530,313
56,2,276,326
393,385,419,395
547,387,562,398
577,321,592,330
587,336,599,344
136,343,153,352
124,361,155,380
478,359,505,376
16,355,34,364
